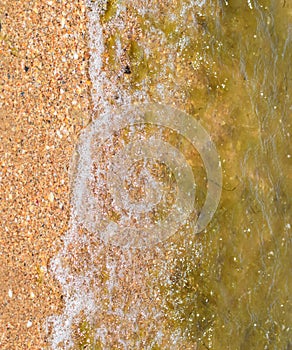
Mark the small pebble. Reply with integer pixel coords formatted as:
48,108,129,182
124,65,131,74
48,192,54,202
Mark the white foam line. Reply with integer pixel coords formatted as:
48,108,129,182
87,2,108,112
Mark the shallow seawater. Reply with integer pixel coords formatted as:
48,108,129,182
47,0,292,349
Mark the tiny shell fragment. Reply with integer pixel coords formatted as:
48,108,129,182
48,192,55,203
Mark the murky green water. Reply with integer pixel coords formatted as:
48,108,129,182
50,0,291,349
94,1,292,348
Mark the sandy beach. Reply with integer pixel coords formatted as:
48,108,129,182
1,0,291,349
0,0,90,347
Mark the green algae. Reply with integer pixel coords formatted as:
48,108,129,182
104,34,119,70
128,40,149,84
75,320,102,350
100,0,120,23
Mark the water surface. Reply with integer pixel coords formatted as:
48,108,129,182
47,0,292,349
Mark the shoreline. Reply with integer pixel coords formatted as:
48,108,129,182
1,0,291,349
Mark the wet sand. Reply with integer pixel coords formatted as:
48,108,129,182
0,0,90,347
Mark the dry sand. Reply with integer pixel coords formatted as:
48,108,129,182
0,0,90,348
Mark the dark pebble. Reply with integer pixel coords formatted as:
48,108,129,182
124,65,131,74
